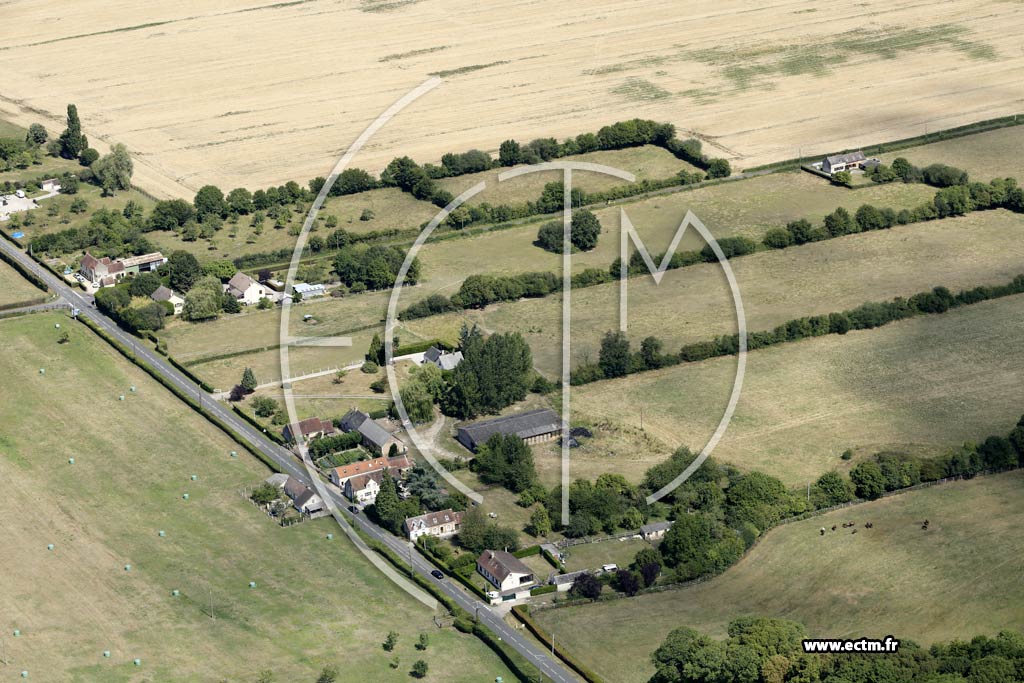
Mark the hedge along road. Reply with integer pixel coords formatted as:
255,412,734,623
0,226,582,683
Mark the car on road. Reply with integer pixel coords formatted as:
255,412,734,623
430,569,444,580
348,505,359,514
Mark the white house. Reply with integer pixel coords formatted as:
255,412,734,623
150,285,184,315
344,470,384,504
476,549,535,592
403,509,463,542
226,272,269,306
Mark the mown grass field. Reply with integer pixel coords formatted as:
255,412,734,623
567,294,1024,487
879,124,1024,182
560,537,654,573
0,259,47,307
409,170,937,299
435,145,699,207
0,312,514,683
533,471,1024,683
406,209,1024,377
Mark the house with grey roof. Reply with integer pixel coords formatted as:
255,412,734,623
150,285,184,315
226,271,269,305
339,409,406,456
640,520,673,541
456,408,561,452
477,549,535,592
822,150,867,175
423,346,464,371
403,508,463,541
281,475,324,514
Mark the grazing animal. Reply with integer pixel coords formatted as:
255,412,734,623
851,529,858,534
831,525,837,531
820,528,826,536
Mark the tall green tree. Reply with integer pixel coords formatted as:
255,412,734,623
57,104,88,160
167,250,202,291
240,367,257,392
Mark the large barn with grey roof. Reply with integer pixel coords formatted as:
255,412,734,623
455,408,561,452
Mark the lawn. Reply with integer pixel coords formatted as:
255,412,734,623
406,209,1024,377
0,258,47,308
567,293,1024,487
879,124,1024,183
435,145,699,207
0,312,515,682
532,471,1024,683
560,537,654,573
320,186,439,235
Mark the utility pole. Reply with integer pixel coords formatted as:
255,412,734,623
209,586,214,620
807,482,810,504
1,636,8,665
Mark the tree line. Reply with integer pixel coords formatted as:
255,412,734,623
560,414,1024,602
398,166,1024,323
650,616,1024,683
570,274,1024,385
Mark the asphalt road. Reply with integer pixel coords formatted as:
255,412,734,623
0,238,581,683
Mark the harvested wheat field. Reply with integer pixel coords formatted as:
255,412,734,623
2,0,1023,198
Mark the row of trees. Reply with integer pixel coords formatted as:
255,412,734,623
569,274,1024,385
577,414,1024,598
399,170,1024,326
650,617,1024,683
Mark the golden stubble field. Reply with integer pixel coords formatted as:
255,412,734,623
2,0,1023,198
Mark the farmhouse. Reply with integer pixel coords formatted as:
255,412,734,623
226,271,269,305
149,285,184,315
282,417,336,443
79,251,166,286
283,476,324,514
422,346,464,371
477,549,535,592
640,521,672,541
328,454,413,488
40,178,60,192
339,409,406,456
456,409,561,452
403,508,463,541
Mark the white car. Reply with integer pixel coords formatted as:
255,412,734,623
15,189,25,199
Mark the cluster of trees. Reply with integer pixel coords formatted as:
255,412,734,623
869,156,971,187
569,274,1024,385
454,505,520,554
650,618,1024,683
31,204,151,257
332,244,419,292
1,106,133,195
535,209,602,253
93,279,171,333
472,434,538,493
440,326,534,419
